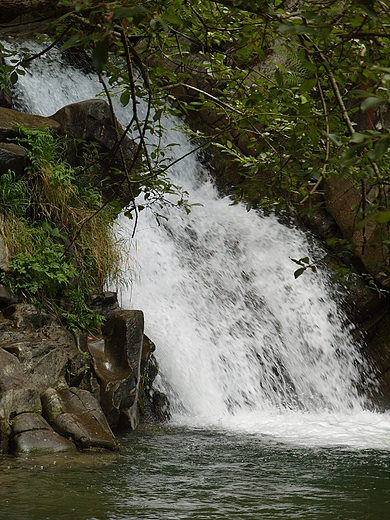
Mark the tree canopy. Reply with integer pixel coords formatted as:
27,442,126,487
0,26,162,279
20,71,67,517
3,0,390,285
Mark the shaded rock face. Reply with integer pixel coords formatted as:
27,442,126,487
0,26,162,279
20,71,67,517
0,143,27,178
89,310,144,430
366,314,390,410
11,412,76,455
42,387,118,451
0,0,59,23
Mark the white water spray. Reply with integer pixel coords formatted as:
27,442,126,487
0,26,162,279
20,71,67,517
9,42,390,449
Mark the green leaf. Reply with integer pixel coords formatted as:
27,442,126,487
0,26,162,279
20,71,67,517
355,218,367,231
299,78,317,93
275,68,283,86
370,137,390,159
113,6,148,23
161,13,183,26
10,71,18,85
294,267,306,279
360,97,386,113
60,33,82,52
92,40,108,74
324,133,341,146
375,211,390,224
350,132,368,144
120,90,130,107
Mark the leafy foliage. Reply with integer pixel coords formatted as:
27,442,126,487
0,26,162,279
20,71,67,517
1,126,121,333
3,0,390,287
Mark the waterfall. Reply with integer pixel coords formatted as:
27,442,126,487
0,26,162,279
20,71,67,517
8,41,390,449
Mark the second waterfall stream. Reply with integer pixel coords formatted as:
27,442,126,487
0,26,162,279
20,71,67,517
11,42,390,450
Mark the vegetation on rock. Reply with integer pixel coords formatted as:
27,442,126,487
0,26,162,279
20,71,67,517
0,125,120,332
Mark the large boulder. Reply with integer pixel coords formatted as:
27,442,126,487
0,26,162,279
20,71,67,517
42,387,118,451
88,310,144,429
0,304,86,393
51,99,137,206
11,412,76,455
0,107,60,141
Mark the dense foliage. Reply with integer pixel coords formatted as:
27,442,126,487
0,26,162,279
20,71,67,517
0,126,119,332
2,0,390,287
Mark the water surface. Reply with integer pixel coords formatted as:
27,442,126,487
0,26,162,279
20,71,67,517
1,425,389,520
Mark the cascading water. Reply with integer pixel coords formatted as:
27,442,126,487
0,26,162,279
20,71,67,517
8,41,390,449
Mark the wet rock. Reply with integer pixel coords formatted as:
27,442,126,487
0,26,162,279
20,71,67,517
0,143,28,177
0,411,11,454
11,412,76,455
89,310,144,429
42,387,118,451
366,313,390,410
151,391,171,423
137,336,171,423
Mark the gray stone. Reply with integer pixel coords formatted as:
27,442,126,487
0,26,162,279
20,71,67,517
11,412,76,455
0,304,86,393
0,143,28,177
42,387,119,451
0,347,41,422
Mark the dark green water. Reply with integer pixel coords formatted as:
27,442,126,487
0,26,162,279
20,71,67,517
1,425,389,520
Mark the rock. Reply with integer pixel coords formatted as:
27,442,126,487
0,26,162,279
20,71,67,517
0,411,11,454
151,391,171,422
88,310,144,429
0,107,61,141
0,87,12,109
0,347,41,422
87,292,120,321
0,285,17,309
51,99,137,205
325,176,388,282
11,412,76,455
0,235,10,273
0,0,60,23
0,304,86,393
366,313,390,410
0,143,28,177
42,387,119,451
